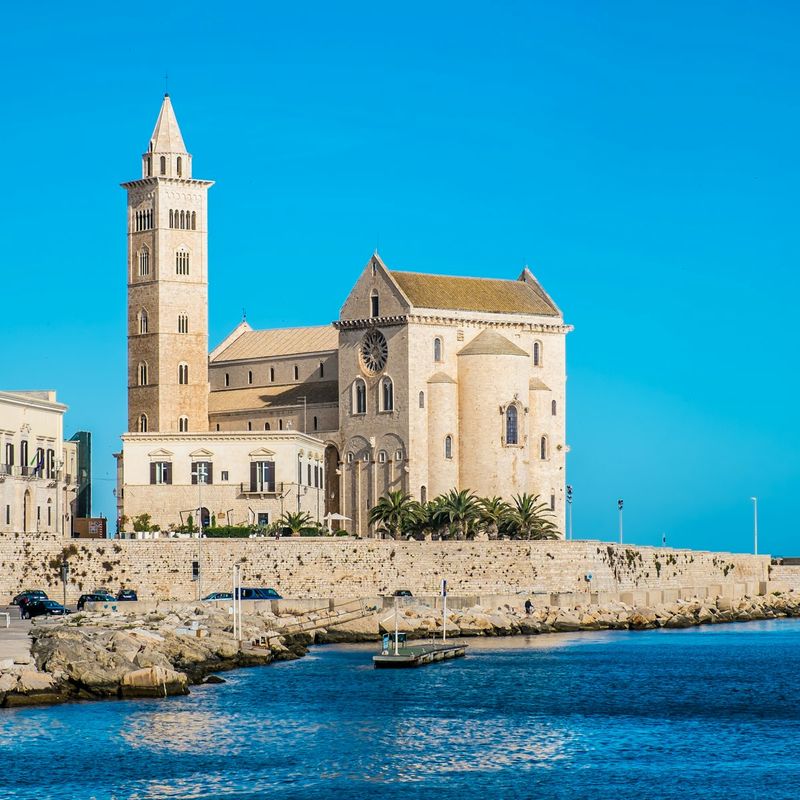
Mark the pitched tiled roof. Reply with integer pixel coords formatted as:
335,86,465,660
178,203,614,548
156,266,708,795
390,270,559,316
458,330,529,357
209,381,339,413
427,372,457,384
211,325,338,363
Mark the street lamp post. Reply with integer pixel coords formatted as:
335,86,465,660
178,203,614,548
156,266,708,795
566,484,573,541
617,499,624,544
197,463,208,601
750,496,758,555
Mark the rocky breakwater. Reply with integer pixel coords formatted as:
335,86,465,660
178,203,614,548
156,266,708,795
318,591,800,642
0,604,312,708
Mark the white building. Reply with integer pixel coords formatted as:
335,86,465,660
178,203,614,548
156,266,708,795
0,391,78,536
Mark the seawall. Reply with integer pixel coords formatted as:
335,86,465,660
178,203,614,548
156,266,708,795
0,532,772,604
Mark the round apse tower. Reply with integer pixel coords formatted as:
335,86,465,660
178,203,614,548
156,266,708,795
457,329,531,498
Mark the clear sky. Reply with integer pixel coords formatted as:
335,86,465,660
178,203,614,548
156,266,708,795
2,2,797,553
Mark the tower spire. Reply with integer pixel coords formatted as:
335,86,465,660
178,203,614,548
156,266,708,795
142,95,191,179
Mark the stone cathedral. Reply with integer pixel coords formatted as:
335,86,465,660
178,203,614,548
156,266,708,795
117,95,571,537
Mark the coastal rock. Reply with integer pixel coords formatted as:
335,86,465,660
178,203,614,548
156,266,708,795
121,666,189,698
553,612,582,632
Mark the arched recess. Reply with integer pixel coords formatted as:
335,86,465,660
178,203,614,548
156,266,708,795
324,443,341,521
23,490,32,533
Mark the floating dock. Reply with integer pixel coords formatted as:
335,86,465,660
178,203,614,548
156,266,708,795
373,641,468,668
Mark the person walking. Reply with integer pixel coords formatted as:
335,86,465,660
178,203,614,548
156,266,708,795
524,598,533,615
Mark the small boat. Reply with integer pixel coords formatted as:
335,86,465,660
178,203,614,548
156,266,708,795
373,632,468,668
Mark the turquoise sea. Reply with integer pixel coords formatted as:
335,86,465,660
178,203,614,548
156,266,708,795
1,620,799,800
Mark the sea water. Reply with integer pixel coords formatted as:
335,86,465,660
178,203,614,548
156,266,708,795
1,620,799,800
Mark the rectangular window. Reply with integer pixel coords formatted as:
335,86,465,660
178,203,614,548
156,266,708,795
191,461,213,485
149,461,172,485
298,460,303,485
175,251,190,275
307,464,312,486
257,512,269,526
250,460,275,492
220,470,229,482
5,505,9,524
550,494,556,511
47,507,51,526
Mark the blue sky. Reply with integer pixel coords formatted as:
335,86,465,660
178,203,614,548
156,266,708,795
2,2,797,553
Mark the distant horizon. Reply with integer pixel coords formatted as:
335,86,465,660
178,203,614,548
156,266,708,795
3,2,797,554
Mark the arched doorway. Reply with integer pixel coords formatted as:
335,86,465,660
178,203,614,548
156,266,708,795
324,444,340,520
199,507,211,529
23,490,32,532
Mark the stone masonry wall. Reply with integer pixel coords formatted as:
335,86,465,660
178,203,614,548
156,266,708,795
0,532,770,604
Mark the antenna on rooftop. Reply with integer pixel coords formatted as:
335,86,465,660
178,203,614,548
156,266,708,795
242,308,247,322
164,71,169,96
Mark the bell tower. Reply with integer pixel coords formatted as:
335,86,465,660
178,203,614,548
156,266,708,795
122,94,213,433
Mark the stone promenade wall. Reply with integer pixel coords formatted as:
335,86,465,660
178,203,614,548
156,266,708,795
770,565,800,591
0,532,771,604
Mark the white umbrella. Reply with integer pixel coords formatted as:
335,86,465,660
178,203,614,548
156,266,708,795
323,513,351,521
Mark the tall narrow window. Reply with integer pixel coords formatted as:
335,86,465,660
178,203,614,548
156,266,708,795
247,421,252,431
150,461,171,485
138,248,150,277
294,365,299,381
139,414,148,432
178,314,188,333
370,291,379,317
269,367,275,383
179,416,189,432
419,391,425,408
444,435,453,459
434,337,443,362
420,485,427,503
169,209,174,228
540,435,548,460
381,377,394,411
506,405,519,445
146,156,151,176
160,156,166,175
4,443,13,466
313,416,318,431
354,379,367,414
533,341,542,367
176,156,182,177
551,399,557,416
176,249,190,275
250,460,275,492
550,493,556,511
248,370,253,385
46,449,55,479
178,363,189,385
319,361,324,378
264,422,270,431
279,419,283,430
139,310,148,334
224,373,230,387
191,211,196,230
138,362,148,386
20,441,28,472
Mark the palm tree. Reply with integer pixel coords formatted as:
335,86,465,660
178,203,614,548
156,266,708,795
478,496,511,540
504,494,560,540
435,489,481,540
369,491,420,539
279,511,313,537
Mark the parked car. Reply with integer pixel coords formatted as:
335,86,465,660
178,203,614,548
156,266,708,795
12,590,47,606
202,592,233,601
76,592,116,611
23,600,70,619
236,588,282,600
393,589,413,597
116,589,138,601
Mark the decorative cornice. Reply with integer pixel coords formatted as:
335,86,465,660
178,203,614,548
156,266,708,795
121,177,214,189
333,315,408,330
405,313,573,334
122,431,325,446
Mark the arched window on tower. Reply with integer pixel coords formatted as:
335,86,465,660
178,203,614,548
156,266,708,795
178,363,189,385
248,370,253,385
224,373,230,387
293,365,299,381
444,435,453,460
381,377,394,411
551,399,557,416
139,414,148,432
176,248,190,275
370,290,380,317
160,156,166,175
533,341,542,367
434,337,443,362
540,435,548,460
138,310,148,334
145,156,151,177
169,209,174,228
419,391,425,408
269,367,275,382
506,405,519,445
264,422,271,431
176,156,182,177
191,211,196,230
138,248,150,277
178,314,188,334
313,416,318,431
180,210,185,229
353,379,367,414
179,416,189,432
138,362,148,386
